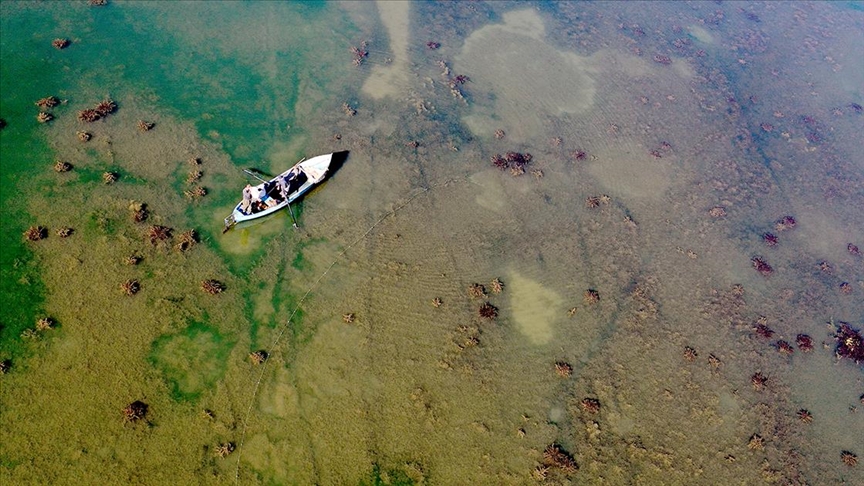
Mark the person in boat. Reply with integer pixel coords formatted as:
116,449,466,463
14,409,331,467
240,184,254,213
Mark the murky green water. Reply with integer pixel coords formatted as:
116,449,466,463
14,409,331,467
2,1,863,484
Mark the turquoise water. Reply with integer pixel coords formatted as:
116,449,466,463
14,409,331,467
2,1,863,484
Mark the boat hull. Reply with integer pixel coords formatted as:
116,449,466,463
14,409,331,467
224,152,338,230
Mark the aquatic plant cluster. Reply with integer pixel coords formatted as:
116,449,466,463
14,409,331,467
3,1,864,484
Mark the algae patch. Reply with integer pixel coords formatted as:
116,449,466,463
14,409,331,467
150,321,234,401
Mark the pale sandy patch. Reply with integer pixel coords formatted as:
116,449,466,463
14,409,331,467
361,0,411,99
507,271,563,345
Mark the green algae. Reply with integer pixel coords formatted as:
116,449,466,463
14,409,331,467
149,320,234,402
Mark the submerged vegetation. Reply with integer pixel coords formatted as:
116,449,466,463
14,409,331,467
2,1,863,485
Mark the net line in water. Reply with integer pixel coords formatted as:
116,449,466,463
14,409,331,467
233,178,462,482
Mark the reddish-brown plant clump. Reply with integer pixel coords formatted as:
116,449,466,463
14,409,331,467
543,444,578,474
683,346,698,362
653,54,672,65
121,279,140,296
202,279,226,295
426,41,440,49
24,226,47,241
751,371,768,391
754,323,774,339
77,109,100,122
751,256,773,276
148,225,172,244
797,409,813,424
554,361,573,377
35,96,60,109
841,451,857,467
796,334,813,352
478,302,498,320
774,215,797,231
762,232,778,247
52,38,70,49
54,160,72,173
849,243,861,256
123,400,148,423
580,397,601,414
249,350,268,365
583,289,600,304
36,112,53,123
776,340,794,356
835,322,864,363
94,99,116,117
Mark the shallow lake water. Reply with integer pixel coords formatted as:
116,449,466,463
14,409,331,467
1,1,863,484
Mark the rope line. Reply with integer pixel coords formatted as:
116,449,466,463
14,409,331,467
233,179,460,482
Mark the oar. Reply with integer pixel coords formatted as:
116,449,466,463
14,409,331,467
243,168,268,183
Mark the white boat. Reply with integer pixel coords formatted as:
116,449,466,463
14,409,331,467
223,151,345,231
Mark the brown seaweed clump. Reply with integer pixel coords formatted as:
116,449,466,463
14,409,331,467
23,226,47,241
797,409,813,424
796,334,813,352
124,254,141,266
129,202,148,223
554,361,573,377
36,112,53,124
583,289,600,304
249,350,268,365
751,256,773,276
748,434,764,450
776,340,794,356
35,96,60,109
478,302,498,320
842,451,858,467
94,99,116,117
490,278,504,294
835,322,864,363
52,38,70,49
215,442,235,458
102,171,118,184
341,102,356,116
774,215,797,231
201,279,225,295
56,227,73,238
751,372,768,391
183,186,207,199
121,279,140,296
342,313,355,324
468,283,486,299
490,151,532,176
683,346,698,362
175,229,197,252
36,317,54,331
77,109,100,122
123,400,148,423
147,225,172,244
77,131,91,142
431,297,443,308
849,243,861,256
137,120,155,131
54,160,72,172
580,398,600,414
708,206,727,217
542,444,578,474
